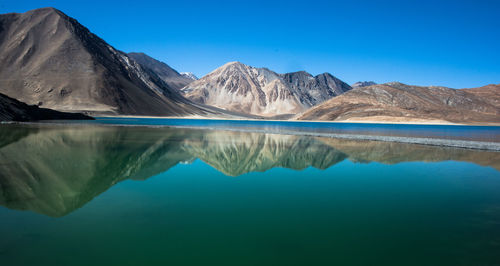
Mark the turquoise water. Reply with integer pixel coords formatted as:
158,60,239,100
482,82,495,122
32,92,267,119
0,123,500,265
83,117,500,142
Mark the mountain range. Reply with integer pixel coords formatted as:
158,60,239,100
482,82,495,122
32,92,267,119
0,7,219,117
181,61,351,116
297,82,500,123
0,7,498,124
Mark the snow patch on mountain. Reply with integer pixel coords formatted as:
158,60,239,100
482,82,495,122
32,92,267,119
181,72,198,80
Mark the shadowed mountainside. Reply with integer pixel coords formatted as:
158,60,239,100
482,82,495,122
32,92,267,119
128,52,196,91
0,7,214,116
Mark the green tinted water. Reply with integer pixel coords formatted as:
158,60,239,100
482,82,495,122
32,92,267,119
0,124,499,265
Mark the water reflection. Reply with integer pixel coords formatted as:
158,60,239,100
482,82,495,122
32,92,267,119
0,124,498,217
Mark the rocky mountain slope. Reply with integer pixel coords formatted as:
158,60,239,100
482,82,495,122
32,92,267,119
0,92,92,121
461,84,500,108
128,52,195,90
352,81,377,88
297,82,500,124
0,7,211,116
280,71,352,107
181,62,351,116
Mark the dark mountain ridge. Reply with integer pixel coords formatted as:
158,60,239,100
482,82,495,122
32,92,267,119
128,52,196,91
0,92,92,121
0,7,212,116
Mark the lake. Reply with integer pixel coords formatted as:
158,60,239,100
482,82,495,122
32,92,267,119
0,121,499,265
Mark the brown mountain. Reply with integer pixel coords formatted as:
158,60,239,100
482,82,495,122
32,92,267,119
0,92,92,121
297,82,500,124
0,7,213,116
128,52,195,90
461,84,500,108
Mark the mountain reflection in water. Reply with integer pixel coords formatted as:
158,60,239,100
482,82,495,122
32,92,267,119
0,124,498,217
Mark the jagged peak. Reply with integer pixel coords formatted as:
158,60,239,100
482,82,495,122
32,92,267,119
316,72,337,78
282,70,313,78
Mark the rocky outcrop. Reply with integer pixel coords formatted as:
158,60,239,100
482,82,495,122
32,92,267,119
0,92,93,121
280,71,351,107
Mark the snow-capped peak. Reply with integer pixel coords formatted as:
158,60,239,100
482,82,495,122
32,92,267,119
181,72,198,80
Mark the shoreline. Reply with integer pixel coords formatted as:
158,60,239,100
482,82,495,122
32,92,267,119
93,115,500,127
4,120,500,152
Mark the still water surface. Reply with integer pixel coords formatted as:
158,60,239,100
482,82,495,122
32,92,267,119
0,123,499,265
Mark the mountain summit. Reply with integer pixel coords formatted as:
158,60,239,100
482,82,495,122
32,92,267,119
181,62,351,116
0,7,207,116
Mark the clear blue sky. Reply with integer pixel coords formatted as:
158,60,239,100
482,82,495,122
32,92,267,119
2,0,499,88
